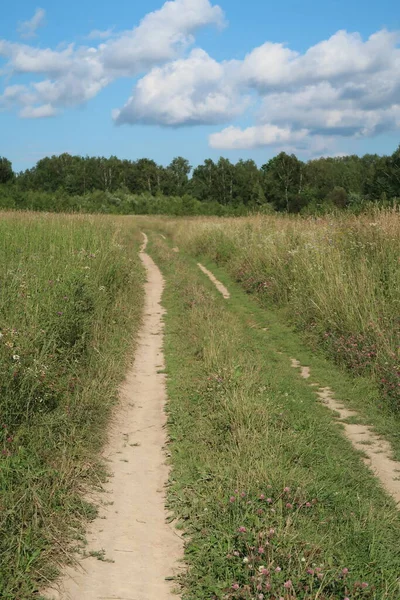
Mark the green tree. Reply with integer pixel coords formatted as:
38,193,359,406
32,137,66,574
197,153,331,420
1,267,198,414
0,157,14,184
262,152,303,211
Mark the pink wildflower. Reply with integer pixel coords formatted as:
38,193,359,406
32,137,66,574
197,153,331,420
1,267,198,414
238,526,247,533
284,580,292,589
231,583,239,590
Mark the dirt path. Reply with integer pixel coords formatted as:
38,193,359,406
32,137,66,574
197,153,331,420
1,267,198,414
46,233,182,600
197,263,230,299
291,358,400,505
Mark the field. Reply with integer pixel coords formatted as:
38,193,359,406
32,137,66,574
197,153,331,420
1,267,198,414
148,211,400,414
0,213,144,598
1,209,400,600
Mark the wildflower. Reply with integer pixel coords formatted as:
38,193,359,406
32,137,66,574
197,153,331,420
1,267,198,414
342,568,349,575
268,528,275,537
231,583,239,590
259,494,265,500
0,332,3,338
305,502,311,508
241,492,246,498
361,583,369,589
243,557,249,564
284,580,292,589
258,595,264,599
233,551,239,557
267,498,272,503
284,487,290,493
307,569,314,575
230,496,236,503
238,526,247,533
12,355,20,361
275,566,281,573
286,503,293,509
258,547,265,554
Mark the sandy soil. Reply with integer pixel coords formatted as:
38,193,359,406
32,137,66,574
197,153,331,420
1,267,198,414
197,263,230,299
291,358,400,505
45,233,182,600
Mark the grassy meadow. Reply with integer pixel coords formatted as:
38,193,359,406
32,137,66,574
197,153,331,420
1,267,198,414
0,212,144,598
147,211,400,413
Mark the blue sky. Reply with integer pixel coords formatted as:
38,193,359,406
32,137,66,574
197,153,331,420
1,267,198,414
1,0,399,172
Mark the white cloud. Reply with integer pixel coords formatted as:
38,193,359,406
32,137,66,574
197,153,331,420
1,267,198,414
0,0,399,156
17,8,46,39
102,0,224,75
114,49,246,126
239,29,400,92
86,28,114,41
20,104,57,118
209,124,309,150
0,0,224,116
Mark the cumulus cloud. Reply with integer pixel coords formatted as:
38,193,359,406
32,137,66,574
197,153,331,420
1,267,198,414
1,0,400,155
17,8,46,39
0,0,224,116
114,49,247,126
209,125,309,150
210,29,400,150
102,0,224,75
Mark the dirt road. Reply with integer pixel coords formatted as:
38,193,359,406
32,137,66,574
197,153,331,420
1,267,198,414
46,233,181,600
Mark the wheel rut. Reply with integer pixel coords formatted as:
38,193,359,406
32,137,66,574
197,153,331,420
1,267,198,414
45,233,182,600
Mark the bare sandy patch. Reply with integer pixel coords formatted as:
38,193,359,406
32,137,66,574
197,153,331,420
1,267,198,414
197,263,230,299
291,359,400,505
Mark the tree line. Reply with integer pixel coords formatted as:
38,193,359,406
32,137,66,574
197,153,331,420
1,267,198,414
0,147,399,215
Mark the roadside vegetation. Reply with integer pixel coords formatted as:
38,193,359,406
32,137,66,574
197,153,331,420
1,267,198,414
148,211,400,415
0,212,144,599
148,235,400,600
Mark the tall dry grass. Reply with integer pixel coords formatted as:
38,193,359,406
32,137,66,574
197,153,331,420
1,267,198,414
154,210,400,409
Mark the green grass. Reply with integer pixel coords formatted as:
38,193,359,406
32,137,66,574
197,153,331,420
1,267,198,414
0,212,144,598
148,234,400,600
144,211,400,413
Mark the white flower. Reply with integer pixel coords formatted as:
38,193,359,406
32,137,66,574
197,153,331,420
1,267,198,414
243,557,249,564
0,332,3,339
12,354,20,361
